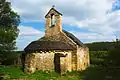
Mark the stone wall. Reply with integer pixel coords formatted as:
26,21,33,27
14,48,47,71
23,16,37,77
24,51,72,73
76,46,90,71
24,53,37,73
84,47,90,67
71,50,77,71
36,52,54,71
60,51,72,74
24,47,89,74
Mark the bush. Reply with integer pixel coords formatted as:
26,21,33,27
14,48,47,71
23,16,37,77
90,51,108,65
1,51,22,65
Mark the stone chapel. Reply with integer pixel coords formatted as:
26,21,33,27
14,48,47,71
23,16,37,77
23,7,90,74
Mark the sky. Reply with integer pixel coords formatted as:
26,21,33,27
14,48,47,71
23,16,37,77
9,0,120,51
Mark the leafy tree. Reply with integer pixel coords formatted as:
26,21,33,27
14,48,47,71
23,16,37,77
0,0,20,63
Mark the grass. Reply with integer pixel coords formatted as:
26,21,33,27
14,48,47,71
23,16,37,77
1,65,119,80
0,66,81,80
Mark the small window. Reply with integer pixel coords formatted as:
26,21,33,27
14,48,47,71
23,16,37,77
50,13,55,27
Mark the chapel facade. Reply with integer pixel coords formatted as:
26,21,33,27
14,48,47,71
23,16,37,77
24,7,90,74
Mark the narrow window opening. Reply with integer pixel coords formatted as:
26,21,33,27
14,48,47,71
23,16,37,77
51,13,55,26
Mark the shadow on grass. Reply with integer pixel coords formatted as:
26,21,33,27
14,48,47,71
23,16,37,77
79,65,120,80
79,65,106,80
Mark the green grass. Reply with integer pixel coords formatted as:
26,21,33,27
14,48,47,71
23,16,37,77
1,65,118,80
0,66,81,80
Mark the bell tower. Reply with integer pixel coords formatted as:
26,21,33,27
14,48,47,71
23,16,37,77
45,6,62,37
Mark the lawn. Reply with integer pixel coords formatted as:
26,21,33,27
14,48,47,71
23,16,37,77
0,66,81,80
1,65,119,80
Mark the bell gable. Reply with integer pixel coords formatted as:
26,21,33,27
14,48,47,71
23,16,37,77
45,7,62,37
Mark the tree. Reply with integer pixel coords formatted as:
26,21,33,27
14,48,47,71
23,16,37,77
0,0,20,62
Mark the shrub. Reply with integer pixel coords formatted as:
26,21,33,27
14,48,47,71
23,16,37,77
90,51,108,65
1,51,22,65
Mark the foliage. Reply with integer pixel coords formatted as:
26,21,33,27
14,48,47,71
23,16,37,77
89,51,108,65
86,41,120,80
0,0,20,62
86,42,115,51
106,41,120,66
80,44,120,80
79,65,120,80
103,40,120,69
1,51,21,65
90,51,108,58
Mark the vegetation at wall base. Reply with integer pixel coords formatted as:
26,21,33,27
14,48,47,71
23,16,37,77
1,65,120,80
0,66,81,80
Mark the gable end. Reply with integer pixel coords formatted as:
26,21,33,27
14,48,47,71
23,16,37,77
45,8,62,18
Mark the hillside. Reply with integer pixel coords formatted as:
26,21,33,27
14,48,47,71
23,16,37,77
85,41,115,51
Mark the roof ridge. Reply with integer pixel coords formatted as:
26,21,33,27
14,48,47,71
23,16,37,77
62,30,84,46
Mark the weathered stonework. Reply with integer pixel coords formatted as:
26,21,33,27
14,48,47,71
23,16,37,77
24,7,90,74
24,53,37,73
76,46,89,71
24,51,72,74
45,9,62,37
